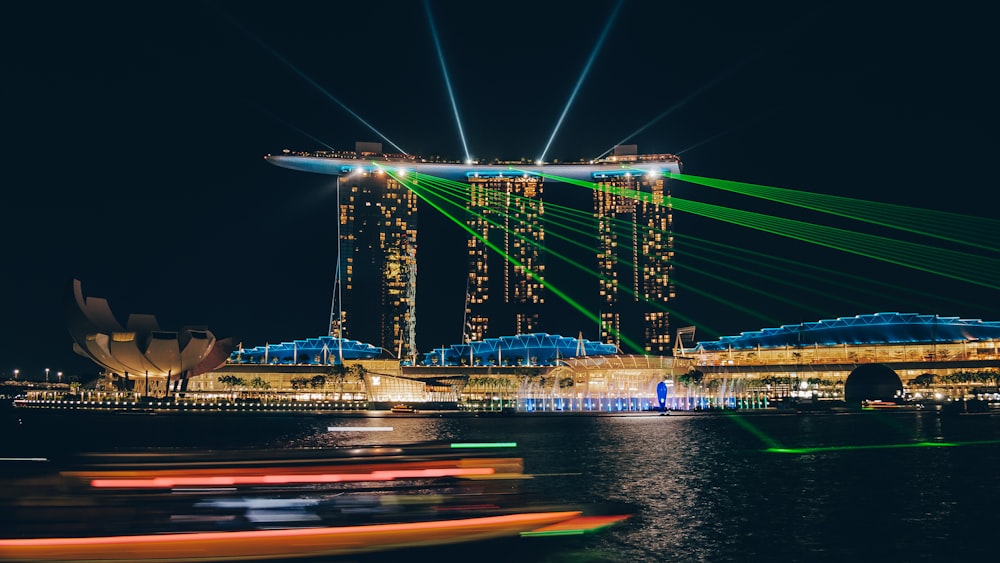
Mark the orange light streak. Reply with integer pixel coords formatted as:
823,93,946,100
0,511,582,562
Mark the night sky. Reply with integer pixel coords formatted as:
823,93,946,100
3,1,998,379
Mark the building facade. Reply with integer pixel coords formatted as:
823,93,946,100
334,167,418,359
269,145,682,358
593,148,676,354
682,313,1000,402
465,174,546,341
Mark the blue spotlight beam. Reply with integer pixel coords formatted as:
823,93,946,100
675,108,779,155
593,63,740,160
212,4,408,155
250,102,337,151
538,0,624,163
593,9,825,160
425,0,471,163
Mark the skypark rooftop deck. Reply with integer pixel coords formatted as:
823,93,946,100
265,150,682,181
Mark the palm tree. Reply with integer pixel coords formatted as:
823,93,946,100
346,364,368,399
310,375,327,393
217,375,245,399
248,376,270,399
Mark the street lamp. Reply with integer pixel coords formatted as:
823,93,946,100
57,371,63,384
12,369,18,380
45,368,50,383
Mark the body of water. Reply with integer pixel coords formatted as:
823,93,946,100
2,408,997,561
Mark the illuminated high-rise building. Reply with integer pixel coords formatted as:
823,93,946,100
594,146,675,354
331,144,419,359
266,144,680,356
465,174,546,341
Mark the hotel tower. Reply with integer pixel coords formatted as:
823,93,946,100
593,145,675,354
331,143,419,359
464,172,546,342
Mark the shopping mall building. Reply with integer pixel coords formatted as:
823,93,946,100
178,313,1000,411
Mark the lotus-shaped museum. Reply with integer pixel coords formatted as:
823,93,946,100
68,279,234,396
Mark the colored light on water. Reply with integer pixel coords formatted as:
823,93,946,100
89,467,495,489
450,442,517,449
763,440,990,454
521,514,631,537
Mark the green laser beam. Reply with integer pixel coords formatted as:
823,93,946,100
671,259,834,319
762,440,1000,454
671,278,779,329
413,172,703,331
386,168,647,354
672,172,1000,253
528,169,1000,289
670,197,1000,289
723,412,784,450
671,232,979,313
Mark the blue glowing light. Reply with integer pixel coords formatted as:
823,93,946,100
425,0,472,163
214,5,407,155
693,313,1000,351
538,0,624,163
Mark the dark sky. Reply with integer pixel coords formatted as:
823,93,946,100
2,1,998,379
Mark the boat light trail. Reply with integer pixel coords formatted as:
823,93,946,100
450,442,517,449
0,512,583,561
425,0,472,163
89,467,496,489
213,4,407,154
538,0,623,164
521,514,631,537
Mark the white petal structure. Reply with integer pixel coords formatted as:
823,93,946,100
68,280,233,389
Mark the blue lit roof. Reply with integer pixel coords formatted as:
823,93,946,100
693,313,1000,351
421,333,618,366
230,336,382,365
591,169,645,179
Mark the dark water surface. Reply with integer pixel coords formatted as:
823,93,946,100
3,408,998,562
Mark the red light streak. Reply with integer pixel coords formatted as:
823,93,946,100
89,466,495,488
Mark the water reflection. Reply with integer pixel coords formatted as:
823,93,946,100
0,438,631,562
2,409,998,561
